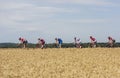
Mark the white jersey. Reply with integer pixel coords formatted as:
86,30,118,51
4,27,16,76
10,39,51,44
76,39,81,44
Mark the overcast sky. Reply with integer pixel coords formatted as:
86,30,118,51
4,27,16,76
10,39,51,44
0,0,120,43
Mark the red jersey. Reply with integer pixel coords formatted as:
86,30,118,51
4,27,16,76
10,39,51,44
109,37,113,40
38,39,45,45
20,38,26,43
90,37,97,44
90,37,96,41
108,37,113,43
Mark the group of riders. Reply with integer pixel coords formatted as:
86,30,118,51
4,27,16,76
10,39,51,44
18,37,63,49
18,36,116,49
74,36,115,48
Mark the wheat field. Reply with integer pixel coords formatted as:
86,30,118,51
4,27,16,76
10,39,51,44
0,48,120,78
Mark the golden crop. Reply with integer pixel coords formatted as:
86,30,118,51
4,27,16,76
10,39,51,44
0,48,120,78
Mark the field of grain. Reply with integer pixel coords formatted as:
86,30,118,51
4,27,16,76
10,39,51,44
0,48,120,78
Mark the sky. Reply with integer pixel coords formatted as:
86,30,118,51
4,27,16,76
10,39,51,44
0,0,120,43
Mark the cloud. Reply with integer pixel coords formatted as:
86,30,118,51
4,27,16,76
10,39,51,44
0,1,78,29
91,7,111,12
71,19,110,23
41,0,119,6
52,18,111,24
0,2,32,10
0,1,76,13
0,0,118,31
1,0,118,9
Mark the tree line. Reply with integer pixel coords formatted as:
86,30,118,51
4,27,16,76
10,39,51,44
0,43,120,48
